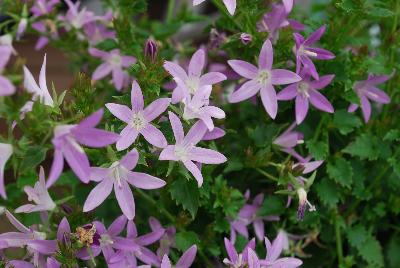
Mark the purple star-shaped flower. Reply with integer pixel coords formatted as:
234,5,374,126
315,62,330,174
106,80,170,150
83,149,166,220
228,39,301,119
223,238,255,267
161,245,197,268
163,48,226,104
159,112,227,187
148,217,176,259
47,109,120,187
277,70,335,124
58,0,98,31
348,74,391,122
293,25,335,80
31,0,59,17
89,48,136,91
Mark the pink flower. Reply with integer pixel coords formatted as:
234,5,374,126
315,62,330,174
193,0,236,15
228,39,301,119
83,149,166,220
159,112,227,187
348,74,391,122
15,167,56,213
106,80,170,150
163,49,226,103
47,109,120,187
89,48,136,91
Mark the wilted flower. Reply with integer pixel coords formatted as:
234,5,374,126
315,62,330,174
89,48,136,91
161,245,197,268
159,112,227,187
293,25,335,80
47,109,120,187
228,39,301,119
348,74,391,122
277,70,335,124
0,143,13,199
15,166,56,213
106,80,170,150
164,48,226,103
296,188,316,220
193,0,236,15
83,149,166,220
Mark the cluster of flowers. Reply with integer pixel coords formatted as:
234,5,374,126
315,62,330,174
0,0,393,266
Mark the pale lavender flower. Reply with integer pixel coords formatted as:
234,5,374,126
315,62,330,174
0,210,55,267
89,48,136,91
16,18,28,40
259,232,303,267
228,39,301,119
203,127,226,141
348,74,391,122
149,217,176,259
223,238,255,267
193,0,236,15
47,109,120,187
273,122,304,151
15,167,56,213
108,220,164,267
277,71,334,124
0,34,17,56
77,215,139,263
240,33,252,45
21,54,54,120
293,25,335,80
161,245,197,268
84,23,115,45
0,37,15,96
83,149,166,220
31,0,60,17
0,143,13,199
293,155,323,174
159,112,227,187
58,0,98,31
106,81,170,150
163,49,226,104
182,85,225,131
31,21,59,50
282,0,294,12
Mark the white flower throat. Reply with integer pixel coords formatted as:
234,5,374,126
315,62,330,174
130,112,146,130
299,45,317,57
297,82,310,98
257,70,271,86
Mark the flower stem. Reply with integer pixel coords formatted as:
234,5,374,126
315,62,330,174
166,0,176,23
136,189,176,223
335,213,344,266
55,195,75,205
256,168,278,181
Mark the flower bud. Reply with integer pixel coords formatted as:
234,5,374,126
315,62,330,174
296,188,316,220
144,38,157,62
240,33,252,45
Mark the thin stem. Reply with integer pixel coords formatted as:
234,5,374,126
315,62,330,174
136,189,176,223
335,213,344,266
166,0,176,23
55,195,75,205
256,168,278,181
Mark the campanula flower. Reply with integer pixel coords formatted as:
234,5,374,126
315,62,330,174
182,85,226,131
89,48,136,91
0,37,15,96
0,143,13,199
193,0,236,15
159,112,227,187
228,39,301,119
83,149,166,220
15,167,56,213
223,238,255,267
293,25,335,80
31,0,59,17
161,245,197,268
58,0,98,31
348,74,391,122
47,109,120,187
296,188,315,220
148,217,176,258
277,70,334,124
164,49,226,103
106,81,170,150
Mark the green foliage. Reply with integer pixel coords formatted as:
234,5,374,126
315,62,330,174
169,176,200,218
327,158,353,189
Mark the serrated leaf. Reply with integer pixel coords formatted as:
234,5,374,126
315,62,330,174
175,231,200,252
20,146,48,173
169,177,199,218
333,109,362,135
327,158,353,188
343,134,384,160
306,139,328,160
315,178,339,208
384,129,400,141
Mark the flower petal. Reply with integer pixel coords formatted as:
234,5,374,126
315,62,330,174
277,84,298,100
183,160,204,187
63,142,90,183
131,80,144,113
227,60,258,80
106,103,132,123
176,245,197,268
309,89,334,113
46,149,64,188
365,87,390,104
108,215,127,236
304,25,326,45
143,98,171,122
140,124,168,148
360,95,371,123
120,149,139,171
92,62,112,80
309,74,335,89
260,84,278,119
295,95,309,124
184,120,208,146
125,171,166,189
271,69,301,85
164,61,188,81
222,0,236,15
72,128,120,148
199,72,227,86
188,49,205,77
259,39,273,70
188,147,227,164
116,126,139,151
229,80,261,103
83,178,113,212
168,112,184,143
159,145,179,161
114,180,136,220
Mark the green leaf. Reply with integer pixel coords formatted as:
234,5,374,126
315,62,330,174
327,158,353,188
387,236,400,268
17,171,37,189
384,129,400,141
175,231,200,252
388,157,400,178
366,7,394,17
315,178,340,208
343,134,390,160
169,177,200,218
333,109,362,135
306,139,328,160
20,146,48,173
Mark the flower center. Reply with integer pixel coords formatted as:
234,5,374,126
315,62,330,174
130,112,146,130
257,70,270,85
299,45,317,57
100,234,114,246
174,144,190,161
185,79,199,95
297,82,310,98
109,54,122,66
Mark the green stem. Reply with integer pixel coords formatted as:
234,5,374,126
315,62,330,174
136,189,175,223
55,195,75,205
166,0,176,23
335,214,344,266
256,168,278,181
